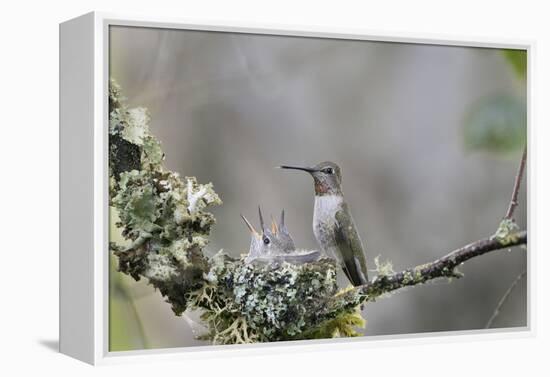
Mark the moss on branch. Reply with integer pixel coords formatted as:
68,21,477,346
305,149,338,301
331,230,527,308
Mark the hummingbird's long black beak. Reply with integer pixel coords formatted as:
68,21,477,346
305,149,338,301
278,165,317,173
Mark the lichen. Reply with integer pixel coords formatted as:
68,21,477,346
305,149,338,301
187,251,363,344
109,78,221,314
493,218,521,246
373,255,394,276
297,308,366,339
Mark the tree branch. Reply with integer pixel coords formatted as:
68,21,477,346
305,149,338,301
330,231,527,308
505,146,527,220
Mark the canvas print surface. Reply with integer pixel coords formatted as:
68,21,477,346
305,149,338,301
108,25,527,351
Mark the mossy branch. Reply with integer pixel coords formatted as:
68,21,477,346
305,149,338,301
330,231,527,309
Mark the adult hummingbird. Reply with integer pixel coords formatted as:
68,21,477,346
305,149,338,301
279,162,369,286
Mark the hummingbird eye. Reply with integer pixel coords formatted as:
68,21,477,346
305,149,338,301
323,167,334,175
263,236,271,245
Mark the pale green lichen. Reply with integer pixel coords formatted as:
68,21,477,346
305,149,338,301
144,253,178,282
124,108,150,145
373,255,394,276
109,78,221,314
493,218,521,246
109,79,365,344
402,271,414,285
187,252,361,344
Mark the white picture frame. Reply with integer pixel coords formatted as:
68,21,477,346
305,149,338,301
59,11,533,365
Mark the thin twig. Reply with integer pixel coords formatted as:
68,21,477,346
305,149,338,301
485,270,526,329
505,146,527,220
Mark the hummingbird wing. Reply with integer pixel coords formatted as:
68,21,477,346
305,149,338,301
334,206,369,286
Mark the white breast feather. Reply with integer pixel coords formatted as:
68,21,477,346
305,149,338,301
314,195,342,219
313,195,343,258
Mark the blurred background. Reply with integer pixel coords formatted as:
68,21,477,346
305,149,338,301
109,25,527,351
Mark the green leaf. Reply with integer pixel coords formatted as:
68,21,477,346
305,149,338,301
463,94,526,154
502,49,527,79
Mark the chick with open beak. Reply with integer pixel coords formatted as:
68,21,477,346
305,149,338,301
241,207,320,264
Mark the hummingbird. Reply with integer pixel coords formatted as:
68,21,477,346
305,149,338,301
279,162,369,286
241,207,320,265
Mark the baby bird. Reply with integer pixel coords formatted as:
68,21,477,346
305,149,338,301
241,207,320,264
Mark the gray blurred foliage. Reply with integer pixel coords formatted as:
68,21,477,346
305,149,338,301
109,26,527,350
463,49,527,154
463,94,526,153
